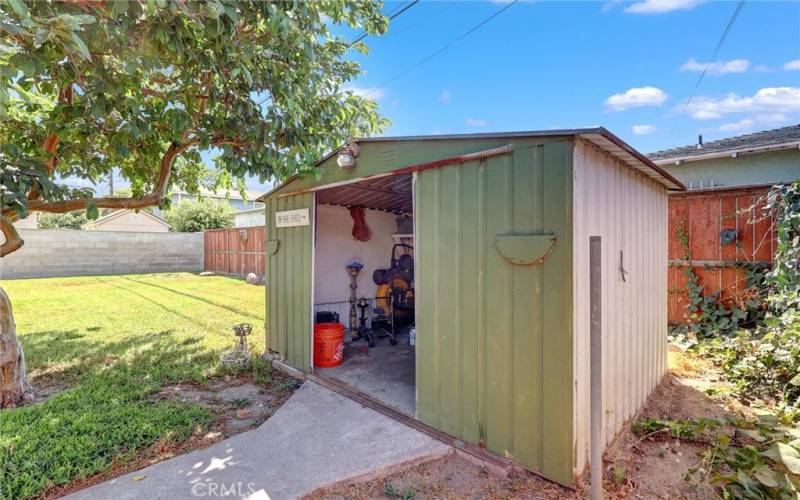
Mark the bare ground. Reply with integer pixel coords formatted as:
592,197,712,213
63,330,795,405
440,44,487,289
311,345,742,499
46,370,300,499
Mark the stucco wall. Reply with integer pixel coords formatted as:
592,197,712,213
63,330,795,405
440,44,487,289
84,211,170,233
0,229,203,279
234,209,266,228
660,148,800,189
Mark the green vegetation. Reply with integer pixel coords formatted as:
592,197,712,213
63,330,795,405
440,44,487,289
656,182,800,498
164,198,234,232
37,210,88,230
0,273,267,499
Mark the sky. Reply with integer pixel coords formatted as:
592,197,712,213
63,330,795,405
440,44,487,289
340,0,800,155
89,0,800,194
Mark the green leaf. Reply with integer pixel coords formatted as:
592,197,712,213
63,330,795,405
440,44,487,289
70,32,92,60
86,202,100,220
7,0,28,18
753,464,780,488
763,442,800,474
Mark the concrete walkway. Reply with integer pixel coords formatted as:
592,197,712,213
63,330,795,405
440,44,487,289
67,382,450,500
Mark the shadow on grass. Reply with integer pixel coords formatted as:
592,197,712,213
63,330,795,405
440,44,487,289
118,276,259,318
0,333,221,499
20,329,215,388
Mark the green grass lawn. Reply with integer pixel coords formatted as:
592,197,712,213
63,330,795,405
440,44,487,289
0,273,267,499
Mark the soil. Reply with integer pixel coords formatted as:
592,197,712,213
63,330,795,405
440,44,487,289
312,345,743,499
45,370,300,499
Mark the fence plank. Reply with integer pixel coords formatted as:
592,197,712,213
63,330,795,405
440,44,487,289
668,186,774,324
203,226,266,277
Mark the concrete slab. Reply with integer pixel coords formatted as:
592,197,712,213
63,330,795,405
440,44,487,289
318,333,415,415
66,381,449,500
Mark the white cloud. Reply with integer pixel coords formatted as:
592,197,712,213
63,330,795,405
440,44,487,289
465,118,488,127
632,124,657,135
784,60,800,71
681,87,800,120
343,85,385,101
604,86,668,112
680,58,749,75
625,0,705,14
439,90,452,104
717,118,755,133
755,65,775,73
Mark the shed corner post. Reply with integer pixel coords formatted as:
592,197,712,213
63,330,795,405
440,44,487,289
589,235,603,500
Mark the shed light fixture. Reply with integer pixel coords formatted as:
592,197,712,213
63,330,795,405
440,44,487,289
337,142,360,168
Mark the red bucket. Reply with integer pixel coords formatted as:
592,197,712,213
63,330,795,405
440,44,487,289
314,323,345,368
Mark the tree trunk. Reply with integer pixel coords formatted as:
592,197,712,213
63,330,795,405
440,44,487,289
0,286,34,408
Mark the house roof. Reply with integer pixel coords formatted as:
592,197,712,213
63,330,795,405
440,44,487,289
259,127,684,202
82,209,171,229
171,187,265,202
648,125,800,163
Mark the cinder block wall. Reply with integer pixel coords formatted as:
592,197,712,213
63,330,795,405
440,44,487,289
0,229,203,279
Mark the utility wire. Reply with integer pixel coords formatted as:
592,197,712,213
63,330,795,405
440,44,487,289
349,0,420,46
679,0,745,115
375,0,520,90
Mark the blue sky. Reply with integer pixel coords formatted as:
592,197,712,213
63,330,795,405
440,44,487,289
88,0,800,194
340,0,800,155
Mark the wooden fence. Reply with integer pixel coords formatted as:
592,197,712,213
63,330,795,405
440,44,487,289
668,185,776,324
204,226,265,277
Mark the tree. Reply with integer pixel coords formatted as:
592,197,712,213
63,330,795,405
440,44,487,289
0,0,388,407
165,198,234,232
37,211,88,229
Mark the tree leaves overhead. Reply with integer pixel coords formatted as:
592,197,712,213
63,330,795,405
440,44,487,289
0,0,389,219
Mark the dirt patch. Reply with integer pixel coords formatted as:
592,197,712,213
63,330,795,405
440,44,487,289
313,345,742,499
306,453,576,500
44,370,300,499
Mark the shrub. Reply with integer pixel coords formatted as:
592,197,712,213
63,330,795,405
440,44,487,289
164,198,234,233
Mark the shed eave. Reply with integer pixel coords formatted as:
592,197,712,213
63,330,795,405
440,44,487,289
256,127,685,201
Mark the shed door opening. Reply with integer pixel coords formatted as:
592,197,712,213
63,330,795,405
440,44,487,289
311,173,416,416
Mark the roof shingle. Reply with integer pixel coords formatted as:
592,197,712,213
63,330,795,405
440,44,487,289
647,124,800,161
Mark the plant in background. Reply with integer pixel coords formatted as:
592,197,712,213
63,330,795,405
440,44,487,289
37,210,87,230
164,198,234,233
0,0,389,408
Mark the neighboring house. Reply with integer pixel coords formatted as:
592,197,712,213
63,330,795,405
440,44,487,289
650,125,800,189
12,212,39,229
234,207,266,228
153,188,265,217
647,125,800,324
83,209,171,233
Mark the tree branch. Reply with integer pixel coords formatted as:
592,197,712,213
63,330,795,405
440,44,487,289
0,217,24,257
27,141,192,214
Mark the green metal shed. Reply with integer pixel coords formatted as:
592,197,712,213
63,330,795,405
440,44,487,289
258,128,684,485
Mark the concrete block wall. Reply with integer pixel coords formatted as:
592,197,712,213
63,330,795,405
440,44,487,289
0,229,204,279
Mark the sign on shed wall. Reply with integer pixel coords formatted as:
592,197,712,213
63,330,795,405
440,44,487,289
275,208,310,227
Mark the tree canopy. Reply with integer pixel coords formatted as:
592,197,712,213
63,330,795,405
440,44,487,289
0,0,389,255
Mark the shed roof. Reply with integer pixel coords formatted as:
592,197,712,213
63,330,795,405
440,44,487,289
648,124,800,163
259,127,684,201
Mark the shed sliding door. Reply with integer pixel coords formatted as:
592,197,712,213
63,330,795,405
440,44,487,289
415,142,574,485
266,193,314,370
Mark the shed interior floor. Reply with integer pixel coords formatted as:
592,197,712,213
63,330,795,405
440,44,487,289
317,332,415,416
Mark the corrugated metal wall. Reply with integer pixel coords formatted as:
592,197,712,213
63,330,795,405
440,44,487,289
572,140,669,476
414,141,575,485
668,186,775,324
204,226,266,277
266,193,314,370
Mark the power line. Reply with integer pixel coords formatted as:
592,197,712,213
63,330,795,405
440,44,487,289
679,0,746,115
349,0,420,46
375,0,520,90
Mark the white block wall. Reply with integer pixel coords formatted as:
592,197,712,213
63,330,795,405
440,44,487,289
0,229,203,279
